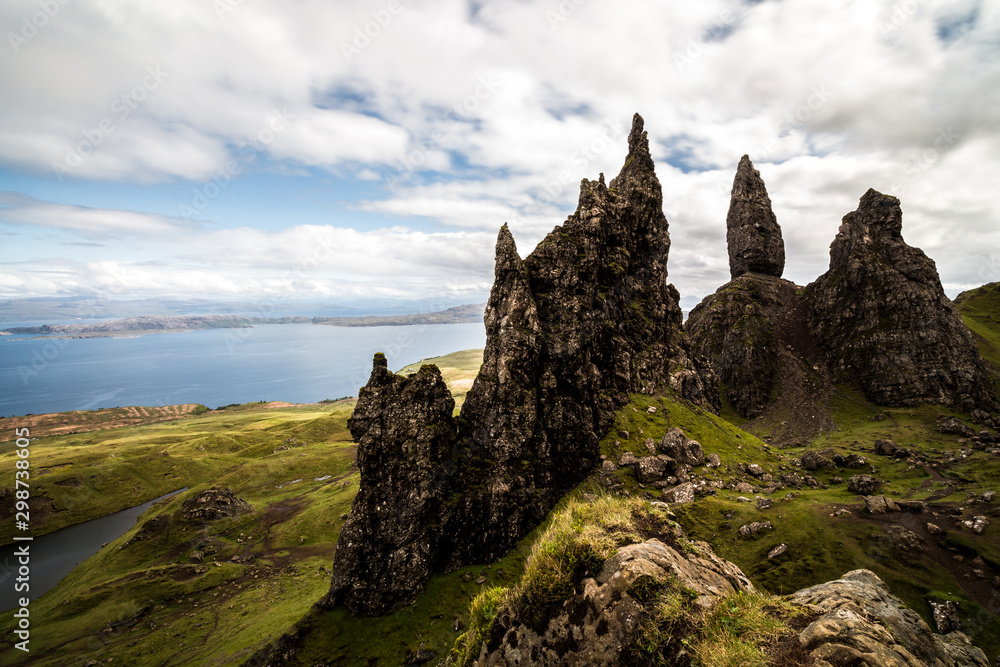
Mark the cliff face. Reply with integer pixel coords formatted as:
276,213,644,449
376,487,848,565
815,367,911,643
807,189,999,414
327,114,718,615
325,354,458,615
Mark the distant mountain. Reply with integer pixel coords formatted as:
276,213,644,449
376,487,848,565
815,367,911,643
3,305,486,338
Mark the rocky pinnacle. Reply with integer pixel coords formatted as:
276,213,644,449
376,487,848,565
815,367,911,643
808,189,998,413
727,155,785,279
326,114,719,615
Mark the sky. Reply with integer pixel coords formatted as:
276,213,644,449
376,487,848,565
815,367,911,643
2,0,999,313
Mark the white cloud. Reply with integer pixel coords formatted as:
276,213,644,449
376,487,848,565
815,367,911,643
3,0,1000,303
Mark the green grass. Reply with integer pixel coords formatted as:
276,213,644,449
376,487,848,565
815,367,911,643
399,348,484,407
0,402,358,544
956,282,1000,371
0,350,487,665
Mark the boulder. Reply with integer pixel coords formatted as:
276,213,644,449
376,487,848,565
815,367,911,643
929,600,962,634
767,543,788,559
659,427,705,466
964,516,989,535
864,495,900,514
874,438,908,458
848,474,880,495
662,482,696,504
801,450,833,470
789,570,989,667
618,451,639,467
738,521,773,537
636,456,668,484
940,417,975,437
474,537,754,667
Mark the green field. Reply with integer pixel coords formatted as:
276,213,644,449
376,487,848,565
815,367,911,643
1,345,998,665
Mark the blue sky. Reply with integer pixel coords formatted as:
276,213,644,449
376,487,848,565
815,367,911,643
2,0,999,312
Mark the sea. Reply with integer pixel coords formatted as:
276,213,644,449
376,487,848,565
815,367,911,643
0,322,486,418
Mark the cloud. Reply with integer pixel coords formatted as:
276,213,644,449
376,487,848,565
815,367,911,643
0,192,198,238
2,0,999,304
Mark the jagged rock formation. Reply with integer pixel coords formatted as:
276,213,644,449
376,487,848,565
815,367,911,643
474,537,755,666
789,569,989,666
326,114,718,615
807,189,999,413
687,274,797,417
325,354,458,615
688,157,800,418
727,154,785,279
473,542,990,666
442,114,716,567
180,487,251,522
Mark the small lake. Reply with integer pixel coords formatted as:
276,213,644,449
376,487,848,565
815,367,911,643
0,322,486,417
0,488,187,611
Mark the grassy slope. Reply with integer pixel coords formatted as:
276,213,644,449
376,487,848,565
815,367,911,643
0,351,484,666
399,348,484,408
4,342,999,664
956,282,1000,392
0,402,359,666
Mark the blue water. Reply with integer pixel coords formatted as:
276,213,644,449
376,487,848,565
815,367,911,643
0,488,187,611
0,323,485,417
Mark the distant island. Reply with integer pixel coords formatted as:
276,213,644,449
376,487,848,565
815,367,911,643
1,304,486,339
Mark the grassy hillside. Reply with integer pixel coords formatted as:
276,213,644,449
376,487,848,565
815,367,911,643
0,352,484,666
2,346,998,664
956,282,1000,383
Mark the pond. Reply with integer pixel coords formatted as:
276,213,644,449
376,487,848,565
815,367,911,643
0,487,186,611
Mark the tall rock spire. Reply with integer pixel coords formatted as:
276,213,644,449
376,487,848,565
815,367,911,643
326,114,719,615
727,155,785,279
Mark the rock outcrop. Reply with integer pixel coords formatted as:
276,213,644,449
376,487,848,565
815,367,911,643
327,114,718,615
473,540,990,666
474,537,755,667
727,154,785,279
325,354,458,615
444,113,717,567
687,274,797,417
687,157,799,418
180,487,251,522
807,189,998,413
789,569,989,666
